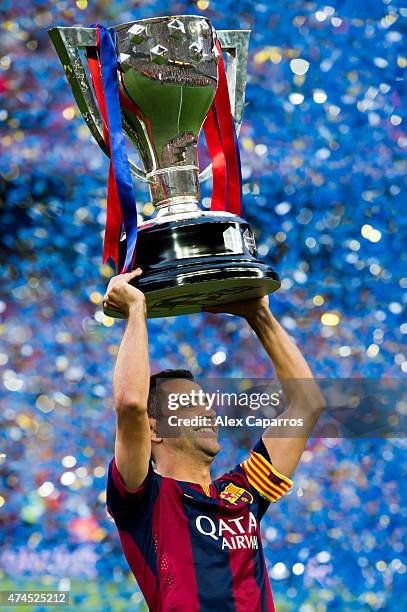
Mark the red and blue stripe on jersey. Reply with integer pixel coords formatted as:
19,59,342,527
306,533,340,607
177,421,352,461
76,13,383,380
106,438,293,611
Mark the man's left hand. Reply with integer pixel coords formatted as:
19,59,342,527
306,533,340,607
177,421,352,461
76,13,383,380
203,295,269,322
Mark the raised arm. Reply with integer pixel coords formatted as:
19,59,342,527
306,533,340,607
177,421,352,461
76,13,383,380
204,296,325,478
103,268,151,491
246,298,325,476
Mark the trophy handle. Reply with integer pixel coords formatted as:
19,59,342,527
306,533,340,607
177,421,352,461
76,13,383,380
48,26,147,182
199,29,251,184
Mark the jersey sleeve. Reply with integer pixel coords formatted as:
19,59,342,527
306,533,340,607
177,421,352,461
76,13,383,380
239,437,294,520
106,456,158,530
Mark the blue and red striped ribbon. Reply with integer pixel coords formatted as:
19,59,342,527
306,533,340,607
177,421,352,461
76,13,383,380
203,40,243,217
86,25,138,273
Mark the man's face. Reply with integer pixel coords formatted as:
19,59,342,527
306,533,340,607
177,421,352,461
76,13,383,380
154,378,220,460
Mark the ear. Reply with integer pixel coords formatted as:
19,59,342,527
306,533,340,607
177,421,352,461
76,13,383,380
149,417,163,444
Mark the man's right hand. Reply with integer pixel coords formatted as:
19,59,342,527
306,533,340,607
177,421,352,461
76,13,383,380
103,268,145,318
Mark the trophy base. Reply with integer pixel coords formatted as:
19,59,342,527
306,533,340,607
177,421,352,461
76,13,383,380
103,212,281,319
104,262,280,319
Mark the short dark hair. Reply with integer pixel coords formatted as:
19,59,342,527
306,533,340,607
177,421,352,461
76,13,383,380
147,369,194,420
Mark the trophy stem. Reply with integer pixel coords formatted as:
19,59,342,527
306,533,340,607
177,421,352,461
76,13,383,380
155,198,200,217
147,164,201,211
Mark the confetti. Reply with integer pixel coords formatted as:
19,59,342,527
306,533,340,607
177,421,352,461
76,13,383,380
0,0,405,608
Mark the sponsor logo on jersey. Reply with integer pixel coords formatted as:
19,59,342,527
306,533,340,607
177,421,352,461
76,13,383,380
195,512,259,550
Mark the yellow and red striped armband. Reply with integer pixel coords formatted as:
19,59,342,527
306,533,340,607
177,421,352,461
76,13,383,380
240,450,293,503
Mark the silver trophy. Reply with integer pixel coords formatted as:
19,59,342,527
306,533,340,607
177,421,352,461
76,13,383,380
49,15,280,318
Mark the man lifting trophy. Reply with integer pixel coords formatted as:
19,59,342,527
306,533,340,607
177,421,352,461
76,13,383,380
48,15,327,612
49,15,280,318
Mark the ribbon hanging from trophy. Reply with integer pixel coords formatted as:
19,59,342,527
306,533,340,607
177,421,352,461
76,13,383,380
203,40,243,217
85,25,138,273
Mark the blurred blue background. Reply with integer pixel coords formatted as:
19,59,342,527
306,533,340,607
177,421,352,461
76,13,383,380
0,0,406,610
